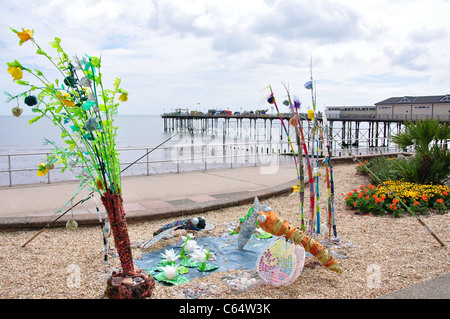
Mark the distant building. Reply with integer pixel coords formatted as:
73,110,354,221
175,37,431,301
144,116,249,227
375,95,450,121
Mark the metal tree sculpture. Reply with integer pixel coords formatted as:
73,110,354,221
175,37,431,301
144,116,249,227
6,28,154,299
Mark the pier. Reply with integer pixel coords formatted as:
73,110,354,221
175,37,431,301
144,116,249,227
161,112,320,142
160,111,404,151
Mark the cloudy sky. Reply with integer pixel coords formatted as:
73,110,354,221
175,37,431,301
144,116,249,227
1,0,449,116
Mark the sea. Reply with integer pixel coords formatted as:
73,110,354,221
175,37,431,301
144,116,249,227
0,114,404,186
0,114,294,186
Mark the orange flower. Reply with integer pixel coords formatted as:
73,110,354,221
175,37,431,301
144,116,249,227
353,188,358,193
393,199,399,204
358,193,364,198
443,191,448,196
353,201,357,207
360,185,365,189
96,178,104,191
118,92,128,102
57,92,75,107
393,206,397,210
365,196,370,200
421,195,428,201
413,201,420,206
437,198,444,204
348,192,353,196
17,29,33,45
345,196,349,200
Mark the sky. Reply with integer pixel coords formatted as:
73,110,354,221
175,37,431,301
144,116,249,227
1,0,450,116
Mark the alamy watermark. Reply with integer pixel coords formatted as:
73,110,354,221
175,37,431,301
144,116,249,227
66,263,81,289
169,127,293,174
366,264,381,289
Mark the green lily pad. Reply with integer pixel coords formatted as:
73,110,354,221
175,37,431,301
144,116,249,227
145,267,161,276
197,263,219,272
180,258,200,268
153,272,189,285
177,266,189,274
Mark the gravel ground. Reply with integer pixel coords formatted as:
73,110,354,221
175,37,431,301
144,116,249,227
0,162,448,299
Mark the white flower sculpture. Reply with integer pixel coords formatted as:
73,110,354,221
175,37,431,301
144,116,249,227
189,248,210,271
189,249,207,264
160,264,178,280
182,239,200,253
160,248,180,264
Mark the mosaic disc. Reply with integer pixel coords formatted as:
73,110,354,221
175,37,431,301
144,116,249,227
256,237,305,286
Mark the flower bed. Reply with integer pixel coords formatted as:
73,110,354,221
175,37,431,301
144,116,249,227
343,180,450,217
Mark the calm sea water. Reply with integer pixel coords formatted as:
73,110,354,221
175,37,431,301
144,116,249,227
0,115,293,185
0,114,402,186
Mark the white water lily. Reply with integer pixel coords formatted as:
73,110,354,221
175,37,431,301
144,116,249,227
161,264,178,280
182,239,200,253
160,248,180,263
189,249,207,264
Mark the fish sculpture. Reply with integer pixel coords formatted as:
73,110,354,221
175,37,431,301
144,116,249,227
237,197,263,250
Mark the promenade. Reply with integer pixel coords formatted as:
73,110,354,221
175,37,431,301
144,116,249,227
0,163,298,229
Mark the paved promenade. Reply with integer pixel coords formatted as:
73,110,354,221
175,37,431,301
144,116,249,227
0,163,298,229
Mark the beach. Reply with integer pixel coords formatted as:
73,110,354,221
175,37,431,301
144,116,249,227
0,161,448,299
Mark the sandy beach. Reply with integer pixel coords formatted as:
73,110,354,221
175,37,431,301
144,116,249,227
0,162,448,299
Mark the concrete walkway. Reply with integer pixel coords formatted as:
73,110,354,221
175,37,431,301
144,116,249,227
0,163,298,229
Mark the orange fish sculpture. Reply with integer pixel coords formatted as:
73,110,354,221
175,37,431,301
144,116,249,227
257,209,343,274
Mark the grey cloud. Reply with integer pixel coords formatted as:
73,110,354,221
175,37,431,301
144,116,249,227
211,32,260,54
384,45,430,71
409,27,447,43
250,0,364,43
147,0,215,37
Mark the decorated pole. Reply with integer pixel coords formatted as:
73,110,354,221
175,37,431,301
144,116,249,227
266,86,305,229
298,115,315,236
324,123,338,238
282,83,305,230
318,123,336,239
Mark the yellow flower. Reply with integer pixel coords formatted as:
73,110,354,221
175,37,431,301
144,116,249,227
118,92,128,102
308,109,314,121
7,66,23,81
37,163,49,177
17,29,33,45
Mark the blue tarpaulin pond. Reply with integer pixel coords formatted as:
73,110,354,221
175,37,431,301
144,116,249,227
135,233,279,284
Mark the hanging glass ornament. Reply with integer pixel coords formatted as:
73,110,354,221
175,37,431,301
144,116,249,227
66,219,78,231
12,106,23,117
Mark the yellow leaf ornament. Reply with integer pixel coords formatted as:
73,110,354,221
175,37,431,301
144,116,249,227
118,93,128,102
37,163,49,177
7,66,23,81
